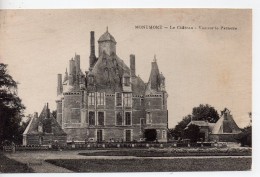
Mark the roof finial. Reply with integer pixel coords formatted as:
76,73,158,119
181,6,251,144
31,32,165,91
106,26,108,32
65,68,67,73
153,54,157,62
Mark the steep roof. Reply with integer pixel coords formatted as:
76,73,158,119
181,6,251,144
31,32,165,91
90,52,146,95
98,30,116,43
145,57,164,95
23,104,66,136
211,108,241,134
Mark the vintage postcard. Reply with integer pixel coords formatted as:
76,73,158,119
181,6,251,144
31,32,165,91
0,9,251,172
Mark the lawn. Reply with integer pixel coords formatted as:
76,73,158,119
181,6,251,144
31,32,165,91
46,157,252,172
78,148,251,157
0,153,34,173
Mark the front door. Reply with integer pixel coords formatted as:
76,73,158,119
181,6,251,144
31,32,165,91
97,130,103,142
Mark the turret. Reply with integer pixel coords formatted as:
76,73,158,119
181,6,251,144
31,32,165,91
150,55,160,91
98,27,117,57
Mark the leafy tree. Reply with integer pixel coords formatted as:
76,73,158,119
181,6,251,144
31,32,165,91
169,115,192,140
183,124,200,143
0,63,25,144
236,112,252,147
192,104,220,123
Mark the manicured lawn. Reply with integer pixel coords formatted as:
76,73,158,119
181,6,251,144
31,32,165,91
0,153,34,173
79,148,251,157
46,157,252,172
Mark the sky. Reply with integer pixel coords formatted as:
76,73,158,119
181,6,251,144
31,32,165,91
0,9,251,128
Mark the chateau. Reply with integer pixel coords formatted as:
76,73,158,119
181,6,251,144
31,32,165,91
55,29,168,143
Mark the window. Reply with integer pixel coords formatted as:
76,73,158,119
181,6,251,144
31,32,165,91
125,112,131,125
89,76,94,84
140,118,146,126
97,130,103,142
123,93,131,107
125,130,132,142
116,93,122,106
89,111,95,126
124,76,130,86
140,98,144,106
162,130,166,139
116,112,123,125
98,112,104,126
97,92,105,105
146,112,151,124
88,93,95,105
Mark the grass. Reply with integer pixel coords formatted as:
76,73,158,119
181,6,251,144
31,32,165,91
46,157,252,172
0,153,34,173
78,148,252,157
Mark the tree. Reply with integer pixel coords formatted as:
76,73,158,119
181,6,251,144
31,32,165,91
192,104,220,123
236,112,252,147
183,124,200,143
0,63,25,144
169,104,219,140
169,115,192,140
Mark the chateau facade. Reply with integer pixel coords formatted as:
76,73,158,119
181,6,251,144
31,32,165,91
56,29,168,142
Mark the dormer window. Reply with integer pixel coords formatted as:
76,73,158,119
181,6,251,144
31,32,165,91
89,76,94,84
124,76,130,86
38,122,43,133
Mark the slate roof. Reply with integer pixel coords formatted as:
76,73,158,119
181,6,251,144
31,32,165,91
145,57,164,95
98,31,116,43
211,108,241,134
187,120,211,127
23,104,66,136
90,52,146,95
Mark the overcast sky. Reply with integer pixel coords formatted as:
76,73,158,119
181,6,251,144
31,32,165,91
0,9,251,128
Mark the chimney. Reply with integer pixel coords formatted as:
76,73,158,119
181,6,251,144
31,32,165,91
57,74,63,95
130,54,136,77
69,58,75,85
75,54,80,75
34,112,38,119
89,31,97,68
74,54,80,85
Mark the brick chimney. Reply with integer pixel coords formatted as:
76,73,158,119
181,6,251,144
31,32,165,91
89,31,97,68
130,54,136,77
57,74,63,95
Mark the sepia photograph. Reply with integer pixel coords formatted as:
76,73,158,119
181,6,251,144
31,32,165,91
0,8,252,173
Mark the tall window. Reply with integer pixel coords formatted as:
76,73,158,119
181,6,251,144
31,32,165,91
162,130,166,139
124,76,130,86
89,111,95,126
125,112,131,125
140,98,144,106
98,112,104,126
88,93,95,105
125,130,131,142
123,93,131,107
146,112,151,124
116,93,122,106
116,112,123,125
97,92,105,105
